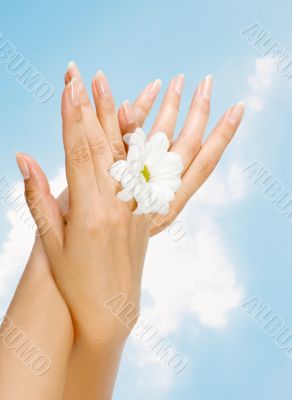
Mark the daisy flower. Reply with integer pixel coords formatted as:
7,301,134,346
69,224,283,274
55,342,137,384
110,128,183,215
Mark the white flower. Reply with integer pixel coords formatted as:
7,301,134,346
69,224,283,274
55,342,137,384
110,128,183,215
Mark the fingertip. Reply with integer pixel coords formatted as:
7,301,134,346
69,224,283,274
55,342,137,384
15,152,31,180
62,76,84,113
195,74,213,102
67,60,76,71
226,101,245,126
93,70,111,98
173,74,185,96
122,99,135,125
145,78,162,100
66,60,81,81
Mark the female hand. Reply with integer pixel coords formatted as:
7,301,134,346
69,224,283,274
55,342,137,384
16,66,244,346
145,74,244,235
16,67,161,347
1,65,161,400
61,67,244,239
14,65,244,400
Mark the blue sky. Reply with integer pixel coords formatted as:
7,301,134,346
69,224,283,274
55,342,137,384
1,0,292,399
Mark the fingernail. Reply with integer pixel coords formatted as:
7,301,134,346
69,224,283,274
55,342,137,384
200,75,213,100
174,74,185,95
227,101,245,125
16,154,30,180
94,70,111,97
146,79,162,99
123,100,135,124
67,60,76,71
70,77,81,107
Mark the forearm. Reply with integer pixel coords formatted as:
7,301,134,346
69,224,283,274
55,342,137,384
63,337,126,400
0,239,74,399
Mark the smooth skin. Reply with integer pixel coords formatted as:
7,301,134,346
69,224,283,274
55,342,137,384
0,62,244,400
0,70,161,400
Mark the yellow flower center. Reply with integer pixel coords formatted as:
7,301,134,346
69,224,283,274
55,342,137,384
140,165,151,182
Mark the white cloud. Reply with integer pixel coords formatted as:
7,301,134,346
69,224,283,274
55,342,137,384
246,57,275,112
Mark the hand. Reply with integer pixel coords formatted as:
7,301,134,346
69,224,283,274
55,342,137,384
16,67,244,347
2,65,161,400
14,66,244,400
16,66,161,347
61,70,244,238
145,75,245,234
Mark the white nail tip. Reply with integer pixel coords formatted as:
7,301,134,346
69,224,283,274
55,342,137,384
67,61,76,70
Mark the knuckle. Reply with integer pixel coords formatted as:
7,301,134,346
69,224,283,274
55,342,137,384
109,207,130,226
88,136,107,156
70,143,91,165
111,139,126,160
138,100,150,116
25,185,42,207
85,212,107,233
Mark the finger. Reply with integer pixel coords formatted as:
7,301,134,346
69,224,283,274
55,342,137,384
132,79,161,128
118,100,138,136
171,101,245,214
16,153,64,251
171,75,213,174
64,61,80,84
66,63,114,189
118,78,161,138
92,70,126,161
62,77,100,213
150,74,185,143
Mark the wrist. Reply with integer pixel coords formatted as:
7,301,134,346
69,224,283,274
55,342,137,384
74,331,127,358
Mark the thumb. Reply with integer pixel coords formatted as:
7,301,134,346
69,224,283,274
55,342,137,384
15,153,64,252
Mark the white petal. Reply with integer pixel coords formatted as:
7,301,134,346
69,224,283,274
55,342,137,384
152,177,182,192
117,189,133,202
150,152,183,177
133,181,148,201
123,133,132,145
120,169,137,189
110,160,128,181
127,146,143,173
129,128,147,150
149,182,175,201
145,132,170,168
148,131,169,153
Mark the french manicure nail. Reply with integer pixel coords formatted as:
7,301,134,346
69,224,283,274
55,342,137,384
227,101,245,125
70,77,81,107
67,60,76,71
123,100,135,124
146,79,162,99
201,75,213,100
94,70,111,97
16,154,30,180
174,74,185,95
